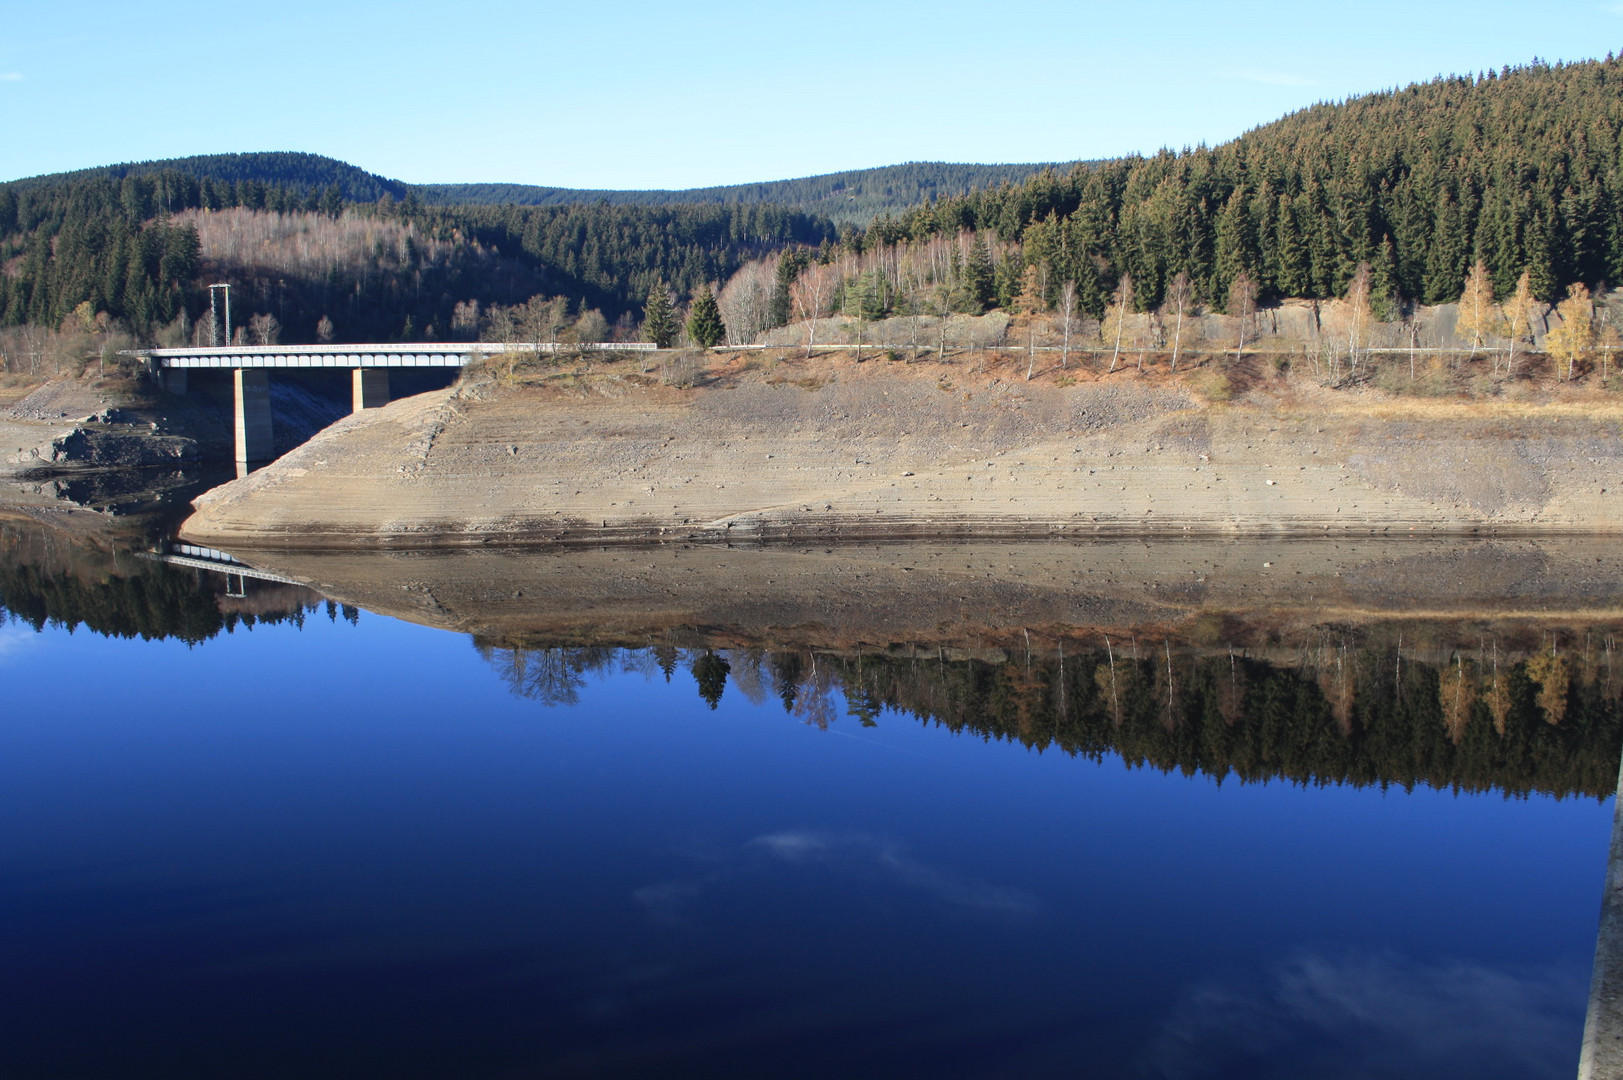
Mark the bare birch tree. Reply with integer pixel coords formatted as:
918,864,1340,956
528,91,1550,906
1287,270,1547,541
1163,271,1192,373
1503,269,1537,378
1344,262,1372,377
1229,271,1258,363
790,262,837,358
717,258,775,346
1455,259,1501,361
248,313,280,346
1103,272,1134,374
1059,280,1077,370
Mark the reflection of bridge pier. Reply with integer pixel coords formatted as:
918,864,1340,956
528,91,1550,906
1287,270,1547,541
1582,752,1623,1078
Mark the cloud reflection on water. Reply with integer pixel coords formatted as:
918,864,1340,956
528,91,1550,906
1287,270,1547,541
1142,950,1584,1080
635,829,1038,926
0,622,38,662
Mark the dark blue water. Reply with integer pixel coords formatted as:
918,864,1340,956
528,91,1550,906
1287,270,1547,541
0,608,1610,1078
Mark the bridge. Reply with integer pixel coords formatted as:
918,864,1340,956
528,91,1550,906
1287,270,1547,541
135,342,654,470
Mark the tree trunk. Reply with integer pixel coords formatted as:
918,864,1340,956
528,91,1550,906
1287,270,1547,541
1171,303,1184,373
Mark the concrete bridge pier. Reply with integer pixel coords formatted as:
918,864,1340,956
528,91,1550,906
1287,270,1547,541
352,368,390,412
233,369,274,470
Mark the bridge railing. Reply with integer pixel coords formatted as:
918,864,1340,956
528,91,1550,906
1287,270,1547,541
128,342,658,369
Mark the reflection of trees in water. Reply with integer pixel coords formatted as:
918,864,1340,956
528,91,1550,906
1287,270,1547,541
475,640,844,721
0,559,328,643
472,642,619,706
692,652,731,709
822,634,1623,799
477,631,1623,797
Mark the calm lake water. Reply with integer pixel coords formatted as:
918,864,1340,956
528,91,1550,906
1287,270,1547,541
0,523,1616,1078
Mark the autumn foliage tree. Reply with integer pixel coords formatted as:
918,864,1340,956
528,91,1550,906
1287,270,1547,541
1455,259,1502,358
1546,282,1594,381
1502,269,1538,376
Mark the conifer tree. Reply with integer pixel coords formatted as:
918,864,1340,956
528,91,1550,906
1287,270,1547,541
642,281,678,348
692,651,731,710
957,236,995,314
686,286,726,348
768,250,808,328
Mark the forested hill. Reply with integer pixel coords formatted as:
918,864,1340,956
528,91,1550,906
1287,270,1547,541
10,155,1076,223
8,55,1623,350
416,162,1081,224
8,152,411,204
875,56,1623,314
0,169,835,342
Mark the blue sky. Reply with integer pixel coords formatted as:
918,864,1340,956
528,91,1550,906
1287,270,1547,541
2,0,1620,189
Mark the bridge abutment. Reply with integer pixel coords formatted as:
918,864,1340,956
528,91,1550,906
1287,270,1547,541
352,368,390,411
233,369,274,468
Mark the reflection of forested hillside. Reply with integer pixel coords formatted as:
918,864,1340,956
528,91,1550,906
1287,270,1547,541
0,560,350,642
0,520,344,642
478,636,1623,799
0,560,225,642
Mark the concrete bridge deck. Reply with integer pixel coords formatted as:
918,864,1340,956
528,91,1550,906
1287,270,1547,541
144,341,653,370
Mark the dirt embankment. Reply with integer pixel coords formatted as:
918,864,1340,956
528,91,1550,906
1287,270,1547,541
179,353,1623,550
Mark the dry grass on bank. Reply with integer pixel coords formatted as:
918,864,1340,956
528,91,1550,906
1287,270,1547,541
463,340,1623,421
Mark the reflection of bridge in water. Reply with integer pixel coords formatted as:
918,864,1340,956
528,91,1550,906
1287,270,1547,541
134,342,653,471
141,541,302,597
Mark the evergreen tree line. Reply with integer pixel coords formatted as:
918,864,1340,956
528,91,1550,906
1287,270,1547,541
402,200,834,323
844,57,1623,319
15,151,1076,226
417,160,1084,225
8,151,409,203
